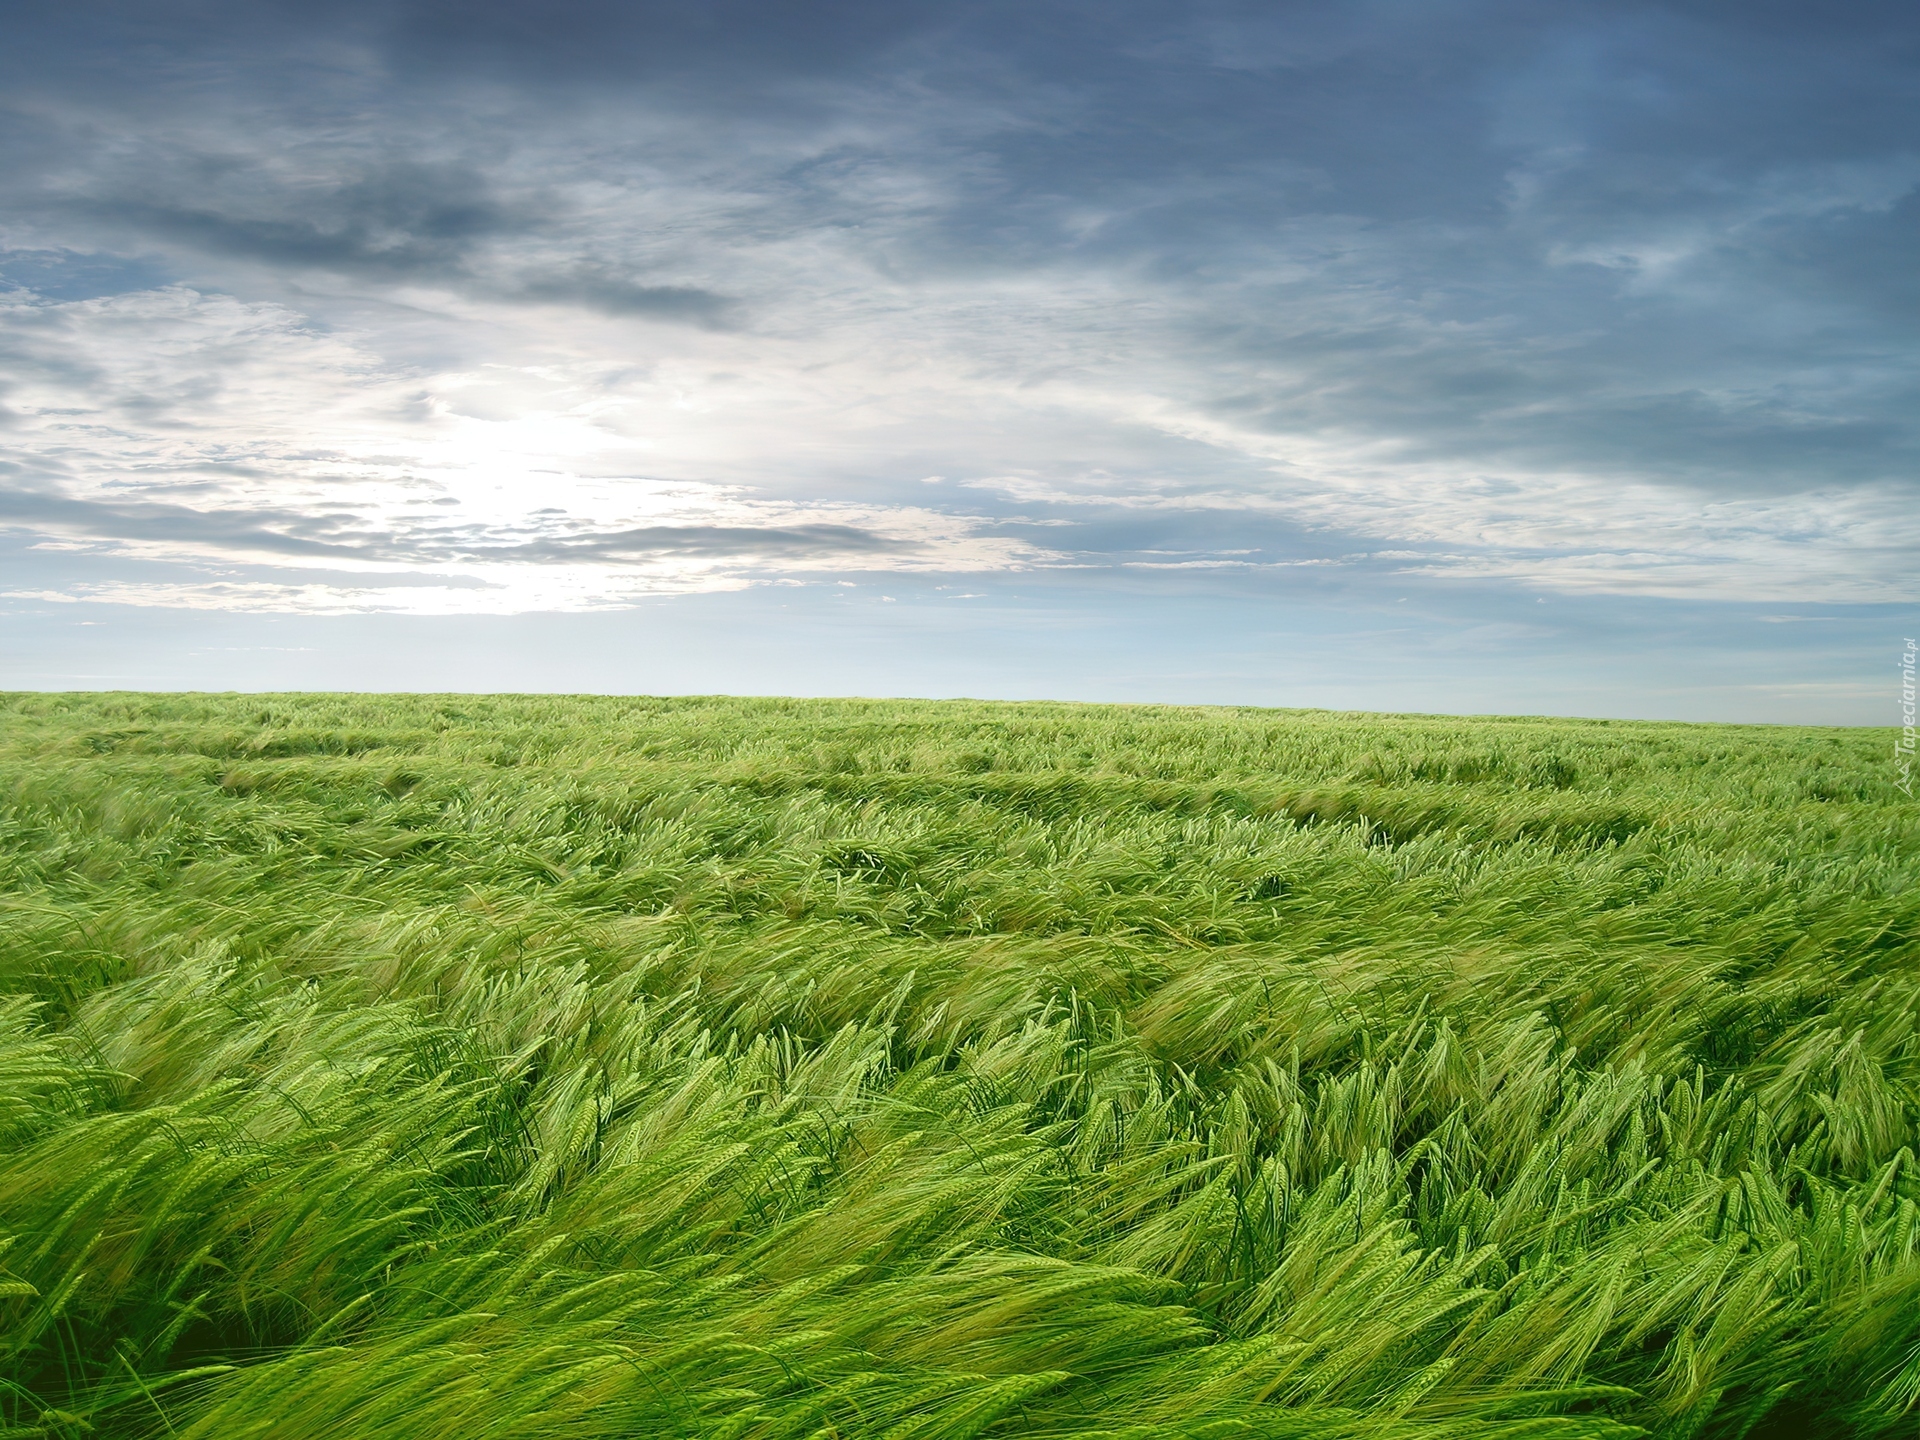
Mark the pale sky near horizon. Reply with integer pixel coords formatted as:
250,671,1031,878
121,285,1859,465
1,1,1914,722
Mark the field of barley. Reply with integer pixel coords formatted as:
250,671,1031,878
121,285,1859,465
0,692,1913,1439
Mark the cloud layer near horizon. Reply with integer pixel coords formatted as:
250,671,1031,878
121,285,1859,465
1,0,1916,619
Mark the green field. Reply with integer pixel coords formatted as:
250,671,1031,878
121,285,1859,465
0,693,1913,1439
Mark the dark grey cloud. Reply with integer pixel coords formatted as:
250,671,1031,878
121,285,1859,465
0,484,917,568
1191,304,1920,492
460,523,913,563
0,486,375,560
377,0,949,91
514,269,736,325
75,162,522,279
4,131,746,320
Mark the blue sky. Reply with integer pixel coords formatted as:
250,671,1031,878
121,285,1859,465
0,0,1913,720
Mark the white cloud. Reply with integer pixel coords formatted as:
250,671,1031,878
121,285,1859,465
960,443,1914,602
0,286,1062,611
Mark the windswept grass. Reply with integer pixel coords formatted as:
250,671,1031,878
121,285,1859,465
0,692,1912,1438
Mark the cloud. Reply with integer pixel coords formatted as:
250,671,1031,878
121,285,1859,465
0,0,1915,622
379,0,949,94
478,523,912,562
0,487,377,560
0,286,1061,610
0,489,921,569
513,269,736,324
30,151,739,322
74,161,521,278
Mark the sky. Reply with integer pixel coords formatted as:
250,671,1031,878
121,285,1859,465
1,0,1914,721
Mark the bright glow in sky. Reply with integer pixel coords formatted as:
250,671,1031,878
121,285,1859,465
1,2,1914,719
